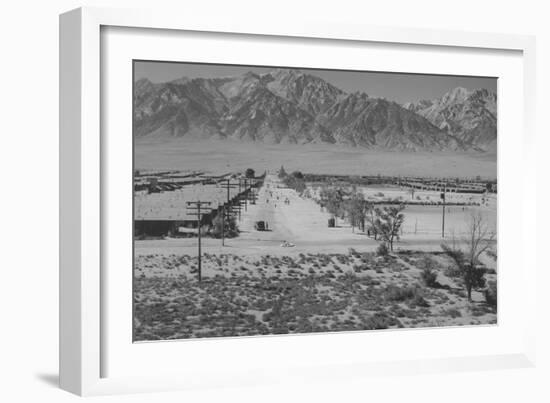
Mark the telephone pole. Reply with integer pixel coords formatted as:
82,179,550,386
441,183,446,238
237,179,242,221
219,179,237,246
243,178,248,212
186,200,212,282
249,178,258,204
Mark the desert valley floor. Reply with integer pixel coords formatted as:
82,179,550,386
135,138,497,178
134,170,497,341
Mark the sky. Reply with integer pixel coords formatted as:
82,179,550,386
134,60,497,104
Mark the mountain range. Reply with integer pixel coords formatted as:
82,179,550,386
134,69,497,152
403,86,497,152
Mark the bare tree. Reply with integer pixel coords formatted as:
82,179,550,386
359,201,373,233
366,203,378,240
344,191,367,233
441,213,496,302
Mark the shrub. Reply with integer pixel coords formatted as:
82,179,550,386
484,281,497,307
444,265,462,278
419,257,438,288
385,285,416,302
469,304,492,317
383,285,430,307
376,242,389,257
348,248,360,258
442,308,462,318
362,312,400,330
410,294,430,308
421,267,437,287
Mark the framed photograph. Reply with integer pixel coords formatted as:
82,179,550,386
60,7,537,396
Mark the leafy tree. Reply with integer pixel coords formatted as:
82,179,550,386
245,168,255,178
485,182,496,193
344,193,361,232
373,205,405,252
320,186,345,224
440,213,496,302
344,192,371,233
211,212,239,238
360,201,374,233
291,171,304,179
284,174,306,194
278,165,287,178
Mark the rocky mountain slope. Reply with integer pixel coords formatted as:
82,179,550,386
404,87,497,152
319,92,460,150
134,69,496,152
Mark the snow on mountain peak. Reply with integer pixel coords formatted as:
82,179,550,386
133,70,496,152
440,86,472,104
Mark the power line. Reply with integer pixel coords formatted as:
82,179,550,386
186,200,212,282
441,183,447,238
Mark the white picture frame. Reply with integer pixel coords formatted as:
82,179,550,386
59,6,537,396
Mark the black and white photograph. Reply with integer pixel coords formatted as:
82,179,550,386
3,0,547,400
133,61,498,341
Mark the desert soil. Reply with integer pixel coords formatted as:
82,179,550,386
134,174,497,340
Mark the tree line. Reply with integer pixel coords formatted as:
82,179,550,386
277,168,407,253
319,186,405,252
279,166,307,195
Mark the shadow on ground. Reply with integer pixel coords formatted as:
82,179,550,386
35,373,59,388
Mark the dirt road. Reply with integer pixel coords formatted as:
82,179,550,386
136,173,492,257
136,173,380,256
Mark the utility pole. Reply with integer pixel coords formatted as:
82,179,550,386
186,200,212,281
250,178,257,204
441,183,446,238
220,205,225,245
243,178,251,211
219,179,237,246
243,178,248,211
237,179,242,221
